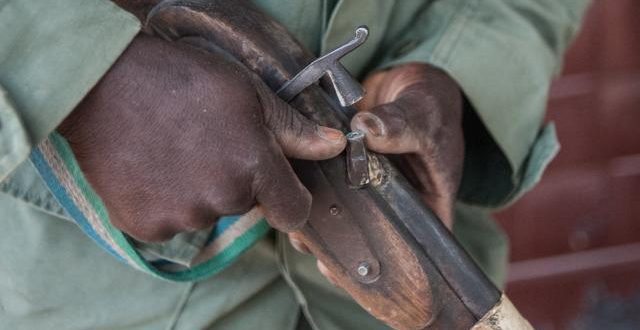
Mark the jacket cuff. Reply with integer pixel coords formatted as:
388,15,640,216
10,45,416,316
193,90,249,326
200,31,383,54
0,88,30,181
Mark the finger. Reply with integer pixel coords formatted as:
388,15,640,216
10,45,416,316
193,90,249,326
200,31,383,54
317,261,339,287
254,147,312,232
254,80,346,160
350,100,424,154
288,232,311,254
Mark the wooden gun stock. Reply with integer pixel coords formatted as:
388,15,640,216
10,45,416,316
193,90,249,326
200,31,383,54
143,1,532,329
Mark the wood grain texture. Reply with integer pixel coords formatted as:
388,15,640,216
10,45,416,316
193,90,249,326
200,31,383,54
147,1,485,328
471,295,533,330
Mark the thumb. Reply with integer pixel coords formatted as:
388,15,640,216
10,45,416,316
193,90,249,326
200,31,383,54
255,81,346,160
350,101,423,154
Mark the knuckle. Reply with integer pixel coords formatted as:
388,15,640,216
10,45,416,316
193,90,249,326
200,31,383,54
265,102,295,132
373,105,408,138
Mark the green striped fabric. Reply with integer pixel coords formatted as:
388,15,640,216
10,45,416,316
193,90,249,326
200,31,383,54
30,132,270,281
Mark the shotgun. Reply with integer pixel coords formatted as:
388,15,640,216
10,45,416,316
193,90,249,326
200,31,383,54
144,1,533,329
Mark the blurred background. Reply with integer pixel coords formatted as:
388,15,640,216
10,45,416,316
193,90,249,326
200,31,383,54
495,1,640,329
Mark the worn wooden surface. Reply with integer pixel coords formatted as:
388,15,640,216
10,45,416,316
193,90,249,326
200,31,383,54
146,1,496,328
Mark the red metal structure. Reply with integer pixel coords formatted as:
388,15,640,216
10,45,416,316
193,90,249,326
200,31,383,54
496,1,640,328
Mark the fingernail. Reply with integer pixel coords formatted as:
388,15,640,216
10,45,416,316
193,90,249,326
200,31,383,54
355,113,385,137
318,126,345,144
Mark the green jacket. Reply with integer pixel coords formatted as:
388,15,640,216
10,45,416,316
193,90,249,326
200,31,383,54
0,0,590,329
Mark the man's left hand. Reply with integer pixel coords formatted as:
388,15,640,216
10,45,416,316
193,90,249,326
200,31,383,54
289,63,466,283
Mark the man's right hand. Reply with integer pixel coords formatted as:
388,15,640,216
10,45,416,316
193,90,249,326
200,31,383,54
58,35,346,242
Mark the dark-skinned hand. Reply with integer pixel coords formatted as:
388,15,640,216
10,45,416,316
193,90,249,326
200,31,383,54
58,35,346,242
289,63,465,284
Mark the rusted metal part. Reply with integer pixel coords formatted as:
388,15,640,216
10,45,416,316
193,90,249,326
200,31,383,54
147,1,502,329
293,158,381,283
367,153,387,187
276,26,368,108
346,130,371,189
277,29,371,190
292,157,437,327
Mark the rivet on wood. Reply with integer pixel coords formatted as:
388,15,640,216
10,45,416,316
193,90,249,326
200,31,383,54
329,205,341,216
357,262,370,277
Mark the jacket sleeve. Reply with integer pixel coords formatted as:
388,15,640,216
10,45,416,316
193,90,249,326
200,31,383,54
375,0,591,207
0,0,140,181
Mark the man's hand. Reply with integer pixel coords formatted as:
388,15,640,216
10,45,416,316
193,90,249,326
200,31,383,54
289,63,465,283
353,63,465,227
58,35,346,242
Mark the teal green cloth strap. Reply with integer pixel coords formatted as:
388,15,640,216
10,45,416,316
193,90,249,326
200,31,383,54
30,133,270,281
